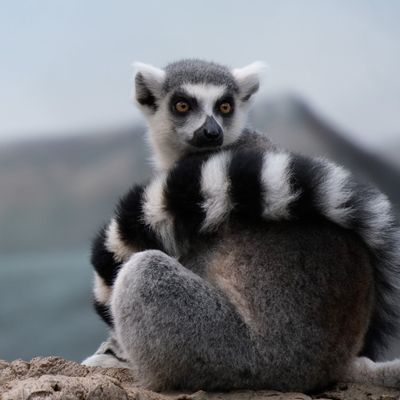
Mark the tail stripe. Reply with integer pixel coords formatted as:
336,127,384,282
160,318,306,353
200,151,233,231
316,159,354,226
142,173,178,256
261,151,299,220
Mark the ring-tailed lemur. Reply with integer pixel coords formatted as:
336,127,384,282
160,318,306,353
83,59,400,392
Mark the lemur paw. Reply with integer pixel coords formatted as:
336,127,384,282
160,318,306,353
82,353,130,368
82,339,131,369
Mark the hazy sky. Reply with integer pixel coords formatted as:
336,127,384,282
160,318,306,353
1,1,400,148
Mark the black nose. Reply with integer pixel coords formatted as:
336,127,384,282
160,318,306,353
189,116,223,148
202,116,223,141
204,129,220,139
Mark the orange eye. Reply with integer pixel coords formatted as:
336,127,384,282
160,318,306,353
219,102,232,114
175,101,190,113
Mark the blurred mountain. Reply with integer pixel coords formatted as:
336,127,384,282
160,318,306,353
379,140,400,170
0,94,399,254
0,128,152,253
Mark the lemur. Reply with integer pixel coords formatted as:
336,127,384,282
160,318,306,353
83,59,400,392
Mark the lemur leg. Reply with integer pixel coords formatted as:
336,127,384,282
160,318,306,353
82,334,131,369
110,250,261,391
342,357,400,388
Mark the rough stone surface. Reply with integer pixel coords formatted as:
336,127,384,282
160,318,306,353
1,357,400,400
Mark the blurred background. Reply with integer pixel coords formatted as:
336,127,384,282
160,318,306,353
1,0,399,362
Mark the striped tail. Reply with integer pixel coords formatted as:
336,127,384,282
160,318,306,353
90,147,400,359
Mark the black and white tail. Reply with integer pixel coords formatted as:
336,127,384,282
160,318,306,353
90,147,400,360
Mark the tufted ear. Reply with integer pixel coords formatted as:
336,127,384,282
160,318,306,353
132,62,166,110
232,61,267,102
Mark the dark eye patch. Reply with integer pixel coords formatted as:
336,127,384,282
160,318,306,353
215,94,235,117
170,91,199,117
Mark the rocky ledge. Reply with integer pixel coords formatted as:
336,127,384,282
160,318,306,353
1,357,399,400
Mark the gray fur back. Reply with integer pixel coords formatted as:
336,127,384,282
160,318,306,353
185,217,374,390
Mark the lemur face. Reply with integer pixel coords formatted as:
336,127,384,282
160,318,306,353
167,83,235,149
132,59,266,169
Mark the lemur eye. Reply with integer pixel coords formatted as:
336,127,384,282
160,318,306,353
219,102,232,114
175,101,190,113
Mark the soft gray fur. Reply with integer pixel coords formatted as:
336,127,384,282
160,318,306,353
110,221,374,391
84,59,400,392
163,60,239,93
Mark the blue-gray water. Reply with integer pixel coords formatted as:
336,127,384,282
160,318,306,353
3,249,400,363
0,249,107,362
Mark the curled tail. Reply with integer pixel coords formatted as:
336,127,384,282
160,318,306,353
163,148,400,358
90,146,400,358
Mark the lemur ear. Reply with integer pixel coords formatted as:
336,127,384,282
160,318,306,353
232,61,267,102
132,62,166,110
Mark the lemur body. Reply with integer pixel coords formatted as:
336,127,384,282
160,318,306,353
83,60,400,392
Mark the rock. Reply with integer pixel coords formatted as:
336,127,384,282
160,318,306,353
1,357,399,400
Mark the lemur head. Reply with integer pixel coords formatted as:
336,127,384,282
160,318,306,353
132,59,266,170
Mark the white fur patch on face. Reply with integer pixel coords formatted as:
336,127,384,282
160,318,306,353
105,218,135,262
200,151,233,231
142,173,178,255
178,83,246,146
93,273,112,305
261,152,299,219
147,100,183,171
182,83,227,116
317,160,353,226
